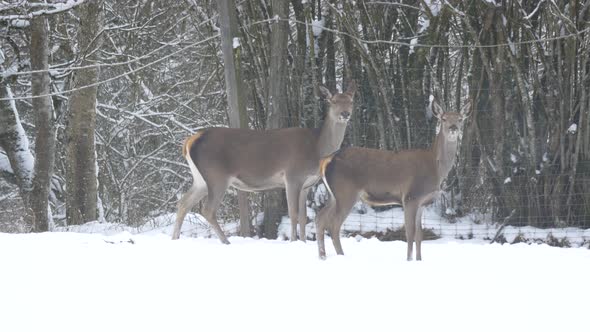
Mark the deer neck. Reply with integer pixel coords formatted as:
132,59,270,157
317,116,347,158
432,130,459,184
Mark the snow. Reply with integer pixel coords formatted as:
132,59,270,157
418,15,430,33
567,123,577,134
423,0,441,16
0,152,13,173
508,39,516,56
10,19,30,28
504,177,512,184
312,18,325,37
525,0,545,20
409,37,418,54
0,224,588,332
1,82,34,187
232,37,240,49
510,153,517,163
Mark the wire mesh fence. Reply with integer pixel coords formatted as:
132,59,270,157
167,110,590,249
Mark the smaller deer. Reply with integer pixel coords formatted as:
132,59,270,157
315,100,472,260
172,83,356,243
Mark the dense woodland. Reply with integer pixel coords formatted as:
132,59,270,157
1,0,589,237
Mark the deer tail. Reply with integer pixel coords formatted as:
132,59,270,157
182,130,205,159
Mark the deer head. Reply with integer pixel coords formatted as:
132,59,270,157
432,100,472,142
319,81,356,123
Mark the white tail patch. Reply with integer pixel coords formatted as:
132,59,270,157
185,142,207,191
322,171,334,199
319,156,335,198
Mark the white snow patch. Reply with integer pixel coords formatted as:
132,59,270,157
0,153,13,173
232,37,240,49
504,177,512,184
418,15,430,33
312,18,325,37
0,226,588,332
1,86,34,185
510,153,518,163
423,0,441,16
140,81,153,100
10,19,30,28
567,123,577,134
508,39,516,55
409,37,418,54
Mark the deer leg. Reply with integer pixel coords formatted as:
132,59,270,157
329,194,358,256
202,180,230,244
404,201,419,261
172,185,206,240
329,210,348,255
329,218,345,255
297,187,310,242
415,205,424,261
315,200,335,260
286,180,304,242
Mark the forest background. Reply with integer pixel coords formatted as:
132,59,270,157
1,0,589,240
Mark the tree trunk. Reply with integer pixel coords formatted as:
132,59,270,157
30,15,56,232
324,0,336,92
217,0,251,237
65,0,103,225
262,0,289,239
0,61,34,228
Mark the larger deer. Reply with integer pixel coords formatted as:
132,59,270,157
172,82,356,243
315,100,471,260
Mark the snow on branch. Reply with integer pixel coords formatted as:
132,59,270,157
0,0,87,21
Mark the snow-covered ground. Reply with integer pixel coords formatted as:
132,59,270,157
1,224,589,332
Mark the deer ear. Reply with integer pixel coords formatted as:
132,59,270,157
431,100,444,119
460,101,473,119
344,80,356,97
319,85,332,100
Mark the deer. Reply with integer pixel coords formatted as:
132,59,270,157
172,82,356,244
315,99,472,260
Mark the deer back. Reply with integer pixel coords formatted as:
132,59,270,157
187,127,321,181
323,147,440,205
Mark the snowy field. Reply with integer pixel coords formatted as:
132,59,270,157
1,227,589,332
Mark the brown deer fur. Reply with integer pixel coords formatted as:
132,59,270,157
172,83,356,243
316,100,471,260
